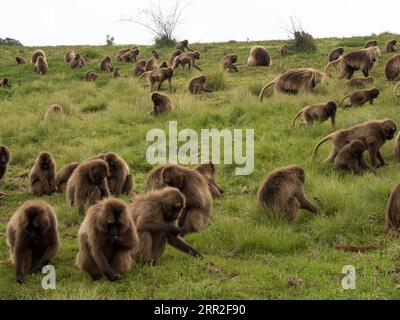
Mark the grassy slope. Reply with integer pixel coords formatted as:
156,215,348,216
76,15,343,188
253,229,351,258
1,34,400,300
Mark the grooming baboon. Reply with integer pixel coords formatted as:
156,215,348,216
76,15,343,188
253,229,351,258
169,49,182,66
259,68,325,102
339,88,380,108
313,118,397,167
70,53,85,69
35,56,48,74
44,104,63,121
144,57,158,72
29,152,56,196
15,56,25,65
257,165,319,222
194,162,224,198
188,75,210,94
176,40,194,52
172,52,202,71
324,46,380,79
76,198,138,281
328,47,344,62
133,59,146,76
139,67,174,92
386,40,397,53
292,101,337,127
99,56,113,72
118,47,140,62
247,46,272,67
84,70,97,81
151,49,159,59
159,61,169,68
6,200,59,283
130,187,202,264
395,83,400,97
0,145,10,182
346,76,374,88
220,54,238,72
334,139,374,175
66,159,110,215
31,50,46,64
64,50,74,64
150,91,174,115
281,45,288,57
364,40,378,48
0,77,11,88
384,55,400,81
55,162,79,193
113,68,120,78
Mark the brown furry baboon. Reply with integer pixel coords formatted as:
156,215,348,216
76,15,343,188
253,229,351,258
176,40,194,52
150,91,174,115
220,54,238,72
169,49,182,66
188,75,210,94
159,61,169,68
364,40,378,48
55,162,79,193
31,50,45,64
116,47,139,62
6,200,59,283
44,104,63,121
64,50,74,64
35,56,48,74
324,47,380,79
292,101,337,127
151,49,159,59
66,159,110,215
99,56,113,72
281,45,288,57
395,83,400,97
76,198,138,281
328,47,344,62
133,59,146,76
247,46,272,67
144,57,158,72
0,145,10,182
339,88,380,108
334,139,374,175
113,68,120,78
384,55,400,81
313,118,397,167
0,77,11,88
15,56,25,65
346,76,374,88
70,53,85,69
257,165,319,222
386,40,397,53
130,187,202,264
84,70,97,81
194,162,224,198
172,52,202,71
29,152,56,196
387,183,400,230
139,67,174,92
259,68,325,102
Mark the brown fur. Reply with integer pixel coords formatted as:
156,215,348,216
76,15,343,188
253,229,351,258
334,139,374,175
29,152,56,196
194,162,224,198
152,49,159,59
113,68,120,78
35,56,48,74
384,55,400,81
176,40,194,52
188,75,210,94
172,52,202,71
394,133,400,159
339,88,380,108
144,57,158,72
346,76,374,88
328,47,344,62
0,145,10,183
139,67,174,92
99,56,113,72
70,53,85,69
364,40,378,48
220,54,238,72
159,61,169,68
15,56,25,65
169,49,182,66
386,39,397,53
31,50,46,64
84,70,97,81
133,59,146,76
247,46,272,67
292,101,337,127
64,50,74,64
0,77,11,88
117,47,140,62
55,162,79,193
281,45,288,57
44,104,63,121
150,91,174,115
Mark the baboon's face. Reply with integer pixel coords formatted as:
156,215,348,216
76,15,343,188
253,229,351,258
371,89,380,98
101,203,129,236
151,93,161,104
105,154,118,171
25,208,50,238
89,162,109,185
326,102,337,115
290,166,305,184
40,154,52,170
381,121,397,140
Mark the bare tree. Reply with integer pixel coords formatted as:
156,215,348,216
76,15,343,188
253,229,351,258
279,17,316,52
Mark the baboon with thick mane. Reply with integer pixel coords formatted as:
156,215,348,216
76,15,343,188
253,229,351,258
44,104,63,121
139,67,174,92
29,152,56,196
220,54,238,72
150,91,174,115
346,76,374,88
172,52,202,71
386,40,397,53
36,56,48,74
384,55,400,81
339,88,380,108
55,162,79,193
364,40,378,48
334,139,374,175
188,75,210,94
70,53,85,69
31,50,46,64
292,101,337,127
247,46,272,67
328,47,344,62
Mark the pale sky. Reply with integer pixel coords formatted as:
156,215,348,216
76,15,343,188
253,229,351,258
1,0,399,46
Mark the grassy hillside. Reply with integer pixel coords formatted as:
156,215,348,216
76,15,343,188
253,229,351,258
0,33,400,300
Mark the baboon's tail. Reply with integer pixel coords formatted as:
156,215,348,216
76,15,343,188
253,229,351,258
324,57,342,76
339,94,351,107
138,71,151,81
292,108,305,126
335,231,399,252
312,134,334,157
395,83,400,97
258,81,275,102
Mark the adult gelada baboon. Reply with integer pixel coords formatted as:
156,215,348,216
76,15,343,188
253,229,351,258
339,88,380,108
133,59,146,76
150,91,174,115
220,54,238,72
172,52,202,71
144,57,158,72
169,49,182,66
99,56,113,72
292,101,337,127
328,47,344,62
139,67,174,92
188,75,211,94
384,55,400,81
29,152,56,196
247,46,272,67
70,53,85,69
55,162,79,193
36,56,48,74
31,50,46,64
116,47,139,62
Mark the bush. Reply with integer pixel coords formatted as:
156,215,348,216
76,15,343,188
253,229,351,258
106,35,115,46
154,37,176,48
293,31,316,52
0,37,22,46
206,70,227,91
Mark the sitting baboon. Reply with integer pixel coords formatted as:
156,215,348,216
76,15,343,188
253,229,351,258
346,76,374,88
151,49,159,59
133,59,146,76
6,200,59,283
113,68,120,78
44,104,63,121
144,57,158,72
76,198,138,281
130,187,202,264
84,70,97,81
172,52,202,71
99,56,113,72
118,47,140,62
292,101,337,127
31,50,46,64
395,83,400,97
29,152,56,196
176,40,194,52
15,56,25,65
169,49,182,66
313,118,397,167
387,183,400,230
36,56,48,74
364,40,378,48
328,47,344,62
55,162,79,193
257,165,319,222
194,162,224,198
64,50,74,64
339,88,380,108
220,54,238,72
334,140,375,175
281,45,288,56
384,55,400,81
247,46,272,67
139,67,174,92
188,75,210,94
150,91,174,115
386,40,397,53
0,77,11,88
70,53,85,69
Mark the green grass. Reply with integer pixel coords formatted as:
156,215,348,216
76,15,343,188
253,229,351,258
1,33,400,300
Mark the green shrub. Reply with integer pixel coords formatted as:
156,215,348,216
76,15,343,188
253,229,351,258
206,70,227,91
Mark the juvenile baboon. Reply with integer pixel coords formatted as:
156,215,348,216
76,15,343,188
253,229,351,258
0,77,11,88
130,187,202,264
194,162,224,198
64,50,75,64
384,55,400,81
6,200,59,283
259,68,325,102
339,88,380,108
172,52,202,71
220,54,238,72
29,152,56,196
99,56,113,72
346,76,374,88
247,46,272,67
395,83,400,97
55,162,79,193
292,101,337,127
84,70,97,81
334,139,374,175
386,40,397,53
169,49,182,66
0,145,10,181
66,159,110,215
328,47,344,62
144,57,158,72
257,165,319,222
364,40,378,48
150,91,174,115
151,49,159,59
15,56,25,65
31,49,46,64
188,75,210,94
324,47,380,79
313,118,397,167
70,53,85,69
44,104,63,121
76,198,138,281
133,59,146,76
139,67,174,92
113,68,120,78
176,40,194,52
159,61,169,68
116,47,139,62
35,56,48,74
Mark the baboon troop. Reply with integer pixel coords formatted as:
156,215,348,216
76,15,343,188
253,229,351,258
35,56,48,74
150,91,174,115
247,46,272,67
44,104,64,121
0,77,11,88
176,40,194,52
188,75,210,94
64,50,75,64
29,152,56,196
70,53,85,69
55,162,79,193
386,40,397,53
292,101,337,127
31,50,46,64
364,40,378,48
84,70,97,81
15,56,25,65
139,67,174,92
133,59,146,76
281,45,288,57
384,55,400,81
328,47,344,62
339,88,380,108
346,76,374,88
172,52,202,71
220,54,238,72
99,56,113,72
334,140,374,175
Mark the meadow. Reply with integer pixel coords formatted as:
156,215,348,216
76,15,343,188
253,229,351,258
0,33,400,300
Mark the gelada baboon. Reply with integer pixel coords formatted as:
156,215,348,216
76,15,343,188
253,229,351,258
76,198,138,281
259,68,325,102
133,59,146,76
116,47,139,62
55,162,79,193
220,54,238,72
313,119,397,167
395,83,400,98
176,40,194,52
150,91,174,115
188,75,210,94
139,67,174,92
281,45,288,57
172,52,202,71
346,76,374,88
0,77,11,88
15,56,25,65
247,46,272,67
113,68,120,78
257,165,319,222
292,101,337,127
70,53,85,69
31,49,45,64
145,57,158,72
328,47,344,62
99,56,113,72
334,139,374,175
84,70,97,81
364,40,378,48
169,49,182,66
159,61,169,68
386,39,397,53
6,200,59,283
130,187,202,264
384,55,400,81
66,159,110,215
30,152,56,196
0,145,10,181
44,104,63,121
35,56,48,74
339,88,380,108
64,50,74,64
324,46,380,79
152,49,159,59
194,162,224,198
